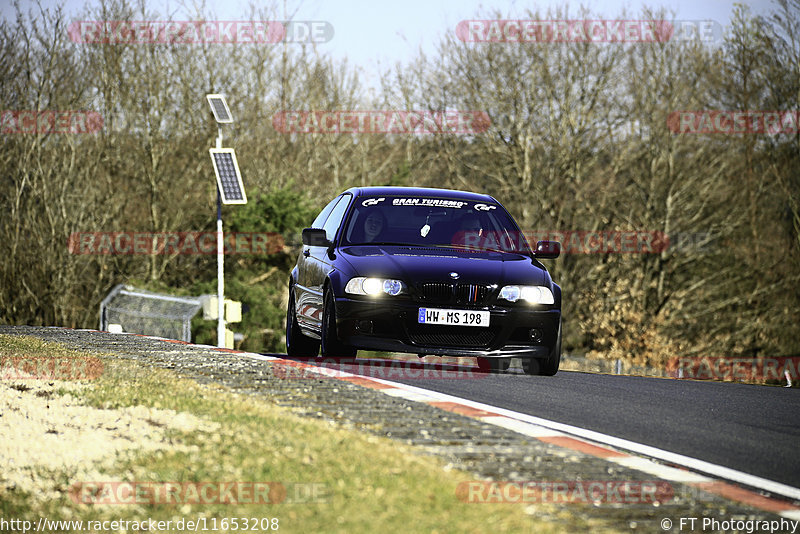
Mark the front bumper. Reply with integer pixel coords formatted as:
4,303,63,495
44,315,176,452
335,296,560,358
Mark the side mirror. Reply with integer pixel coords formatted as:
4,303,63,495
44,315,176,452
302,228,331,247
533,240,560,259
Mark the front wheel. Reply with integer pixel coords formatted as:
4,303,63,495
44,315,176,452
286,284,320,358
321,289,357,359
521,323,561,376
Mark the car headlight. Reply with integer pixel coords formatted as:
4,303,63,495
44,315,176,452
498,285,554,304
345,277,406,296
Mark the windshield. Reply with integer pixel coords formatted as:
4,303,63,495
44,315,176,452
341,196,531,253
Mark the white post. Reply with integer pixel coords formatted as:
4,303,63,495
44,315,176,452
217,209,225,347
216,127,226,348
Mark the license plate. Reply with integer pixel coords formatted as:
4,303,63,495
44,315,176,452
417,308,490,327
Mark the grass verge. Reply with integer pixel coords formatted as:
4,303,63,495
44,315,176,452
0,335,570,533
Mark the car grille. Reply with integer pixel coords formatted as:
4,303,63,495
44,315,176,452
456,284,488,304
418,283,491,305
407,326,497,348
420,283,452,302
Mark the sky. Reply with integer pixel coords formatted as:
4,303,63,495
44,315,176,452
2,0,779,85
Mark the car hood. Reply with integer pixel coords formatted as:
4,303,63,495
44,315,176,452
339,245,546,287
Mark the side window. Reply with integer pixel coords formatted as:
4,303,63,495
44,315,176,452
311,196,341,229
322,194,352,242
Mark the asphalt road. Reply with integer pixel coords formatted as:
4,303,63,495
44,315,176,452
303,359,800,490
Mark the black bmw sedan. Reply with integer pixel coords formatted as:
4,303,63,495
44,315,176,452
285,186,562,375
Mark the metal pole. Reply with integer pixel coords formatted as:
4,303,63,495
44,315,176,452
216,127,226,348
217,189,225,347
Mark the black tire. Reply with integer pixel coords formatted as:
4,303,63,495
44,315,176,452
476,357,510,373
321,289,357,359
521,323,561,376
286,285,320,358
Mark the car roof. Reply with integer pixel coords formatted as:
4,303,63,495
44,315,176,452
343,186,498,203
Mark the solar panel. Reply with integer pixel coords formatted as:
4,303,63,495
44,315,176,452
209,148,247,204
206,94,233,123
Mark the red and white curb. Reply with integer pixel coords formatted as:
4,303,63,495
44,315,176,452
62,329,800,518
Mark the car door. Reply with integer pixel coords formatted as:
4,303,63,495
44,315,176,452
295,195,341,329
300,193,352,329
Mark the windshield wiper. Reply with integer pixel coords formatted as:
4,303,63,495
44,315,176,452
347,242,519,254
347,241,422,247
441,243,518,254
